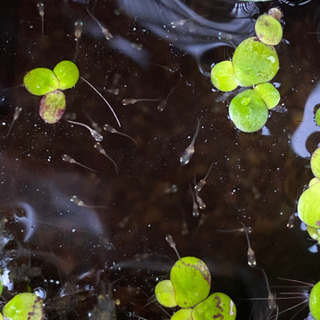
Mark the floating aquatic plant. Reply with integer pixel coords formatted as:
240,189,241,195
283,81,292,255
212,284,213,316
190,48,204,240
2,292,44,320
228,89,268,133
210,9,283,133
155,256,236,320
315,108,320,126
309,281,320,320
255,14,283,46
23,60,79,124
253,82,280,109
298,177,320,228
24,68,59,96
39,90,66,124
298,148,320,229
53,60,80,90
210,61,238,92
232,37,279,87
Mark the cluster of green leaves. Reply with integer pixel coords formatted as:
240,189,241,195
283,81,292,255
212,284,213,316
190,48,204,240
155,256,236,320
298,148,320,241
0,291,44,320
210,9,283,133
23,60,79,124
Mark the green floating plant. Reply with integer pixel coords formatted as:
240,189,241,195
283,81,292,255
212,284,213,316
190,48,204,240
232,37,279,87
315,108,320,126
2,292,44,320
253,83,280,109
155,256,236,320
24,68,59,96
192,292,236,320
39,90,66,124
311,147,320,179
53,60,80,90
310,281,320,320
297,147,320,229
298,177,320,228
306,225,320,245
210,8,283,133
255,14,283,46
23,60,79,124
170,256,211,308
210,61,238,92
229,89,268,133
155,279,177,308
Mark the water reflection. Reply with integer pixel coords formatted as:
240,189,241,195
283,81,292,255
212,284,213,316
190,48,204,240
117,0,258,74
291,82,320,158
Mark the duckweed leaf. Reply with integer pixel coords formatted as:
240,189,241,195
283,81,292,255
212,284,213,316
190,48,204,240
306,225,320,244
39,90,66,124
170,256,211,308
315,108,320,126
155,280,177,308
24,68,59,96
310,281,320,320
229,89,268,133
210,61,238,92
232,37,279,87
311,147,320,179
255,14,283,46
192,292,237,320
171,308,193,320
254,83,280,109
53,60,79,90
2,293,44,320
298,178,320,228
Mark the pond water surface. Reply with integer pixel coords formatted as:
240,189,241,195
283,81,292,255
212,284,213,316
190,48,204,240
0,0,320,319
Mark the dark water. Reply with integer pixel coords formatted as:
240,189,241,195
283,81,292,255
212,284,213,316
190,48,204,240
0,0,320,319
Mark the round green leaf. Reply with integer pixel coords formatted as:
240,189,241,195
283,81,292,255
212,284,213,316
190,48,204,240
170,256,211,308
24,68,59,96
210,61,238,92
192,292,237,320
306,225,320,244
3,293,44,320
254,83,280,109
53,60,79,90
229,89,268,133
232,37,279,87
171,308,193,320
310,281,320,320
155,280,177,308
298,178,320,228
315,108,320,126
311,148,320,180
255,14,283,46
39,90,66,124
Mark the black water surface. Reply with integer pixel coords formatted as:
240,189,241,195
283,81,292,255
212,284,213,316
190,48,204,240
0,0,320,319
